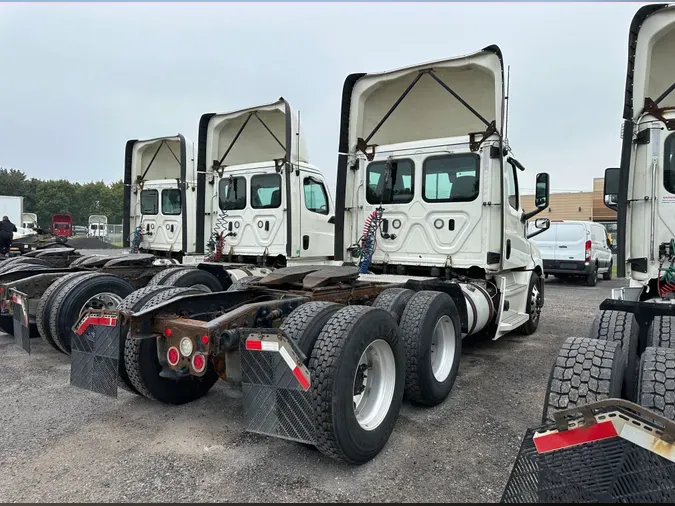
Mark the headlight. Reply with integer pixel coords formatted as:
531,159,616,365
179,337,194,357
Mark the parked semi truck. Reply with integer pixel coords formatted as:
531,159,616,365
71,46,552,465
502,5,675,502
51,214,72,242
4,98,334,357
87,215,108,239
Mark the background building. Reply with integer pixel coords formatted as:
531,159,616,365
522,177,618,251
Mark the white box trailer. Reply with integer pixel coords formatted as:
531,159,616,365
0,196,23,228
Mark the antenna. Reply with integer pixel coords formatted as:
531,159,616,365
504,65,511,144
296,110,301,171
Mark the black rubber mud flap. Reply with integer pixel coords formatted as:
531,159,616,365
240,327,316,445
69,310,121,398
11,290,30,353
500,400,675,503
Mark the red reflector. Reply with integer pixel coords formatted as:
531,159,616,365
192,353,206,372
246,339,262,350
201,335,209,345
167,347,180,366
165,328,172,337
292,366,310,391
533,420,618,453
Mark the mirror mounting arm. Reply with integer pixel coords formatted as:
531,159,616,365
521,207,545,222
527,228,547,239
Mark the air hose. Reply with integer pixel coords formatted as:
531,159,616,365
358,207,384,274
206,210,232,262
130,226,143,254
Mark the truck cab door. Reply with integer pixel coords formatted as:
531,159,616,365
502,160,530,270
297,170,334,258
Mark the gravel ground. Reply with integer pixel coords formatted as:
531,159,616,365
0,276,625,503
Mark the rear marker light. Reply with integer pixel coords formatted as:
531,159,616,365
201,335,209,345
167,346,180,366
164,328,172,337
585,240,592,262
179,337,193,357
192,353,206,373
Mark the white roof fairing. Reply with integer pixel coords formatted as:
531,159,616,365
131,135,191,182
205,98,308,169
348,47,504,152
630,4,675,119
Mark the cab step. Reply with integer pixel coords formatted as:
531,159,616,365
495,309,529,339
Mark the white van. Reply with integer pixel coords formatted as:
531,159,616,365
529,220,613,286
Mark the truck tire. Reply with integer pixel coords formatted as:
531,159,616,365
637,347,675,421
602,261,613,281
124,287,219,404
519,272,542,335
49,273,135,354
0,262,51,276
371,288,415,324
398,291,462,406
115,285,201,394
147,266,191,287
588,309,639,400
36,271,92,352
161,268,223,292
584,263,597,287
647,316,675,349
227,275,262,291
280,301,343,361
542,336,625,423
309,305,405,464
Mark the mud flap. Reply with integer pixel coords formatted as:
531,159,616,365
11,290,30,353
240,329,316,445
500,400,675,503
69,310,121,397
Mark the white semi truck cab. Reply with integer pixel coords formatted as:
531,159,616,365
87,215,108,239
196,98,334,266
603,4,675,306
124,134,198,259
335,46,552,338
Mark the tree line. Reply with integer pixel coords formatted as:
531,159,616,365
0,168,124,229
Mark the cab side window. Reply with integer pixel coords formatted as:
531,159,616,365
664,133,675,193
506,165,518,210
303,177,329,215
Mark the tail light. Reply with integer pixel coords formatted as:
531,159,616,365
192,353,206,373
167,346,180,366
585,240,592,262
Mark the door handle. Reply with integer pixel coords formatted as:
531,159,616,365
558,245,567,248
265,221,270,232
506,239,511,259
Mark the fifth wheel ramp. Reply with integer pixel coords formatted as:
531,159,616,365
500,399,675,503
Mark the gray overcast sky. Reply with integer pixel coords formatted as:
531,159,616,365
0,2,649,193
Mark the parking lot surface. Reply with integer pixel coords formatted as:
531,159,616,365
0,276,625,503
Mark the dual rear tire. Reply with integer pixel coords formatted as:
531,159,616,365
280,288,462,464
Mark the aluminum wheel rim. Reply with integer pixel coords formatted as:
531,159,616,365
80,292,123,316
353,339,396,431
530,284,541,323
430,315,456,383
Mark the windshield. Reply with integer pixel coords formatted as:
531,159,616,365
140,189,159,215
219,176,246,211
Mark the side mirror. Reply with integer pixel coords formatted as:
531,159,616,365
328,216,335,224
527,217,550,239
603,167,619,211
522,172,550,221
